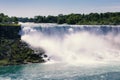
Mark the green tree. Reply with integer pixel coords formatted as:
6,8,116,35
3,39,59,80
11,17,18,24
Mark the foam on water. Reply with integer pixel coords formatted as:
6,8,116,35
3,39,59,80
20,23,120,65
0,23,120,80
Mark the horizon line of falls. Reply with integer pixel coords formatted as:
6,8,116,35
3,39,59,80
20,23,120,65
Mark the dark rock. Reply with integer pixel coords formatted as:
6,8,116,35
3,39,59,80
0,26,46,66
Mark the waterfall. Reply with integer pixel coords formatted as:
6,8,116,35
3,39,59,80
20,23,120,65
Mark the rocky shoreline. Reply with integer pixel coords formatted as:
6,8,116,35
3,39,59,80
0,25,46,66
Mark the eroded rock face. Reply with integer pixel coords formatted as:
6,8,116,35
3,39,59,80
0,26,46,66
0,26,21,39
0,39,46,65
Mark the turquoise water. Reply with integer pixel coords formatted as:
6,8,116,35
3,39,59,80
0,63,120,80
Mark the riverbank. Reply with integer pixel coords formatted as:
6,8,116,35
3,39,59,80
0,25,45,66
0,23,21,27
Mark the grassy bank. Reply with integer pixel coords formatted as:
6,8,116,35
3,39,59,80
0,23,21,27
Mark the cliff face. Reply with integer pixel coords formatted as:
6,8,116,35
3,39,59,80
0,26,21,39
0,26,45,66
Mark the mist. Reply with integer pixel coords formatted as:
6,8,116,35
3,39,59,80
20,23,120,65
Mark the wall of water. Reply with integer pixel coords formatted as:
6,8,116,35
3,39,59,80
20,23,120,65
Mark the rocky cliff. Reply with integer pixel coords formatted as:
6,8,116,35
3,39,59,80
0,25,45,66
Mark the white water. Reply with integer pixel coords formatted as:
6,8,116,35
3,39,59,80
20,23,120,66
0,23,120,80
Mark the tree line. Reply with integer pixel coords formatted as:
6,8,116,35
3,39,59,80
0,12,120,25
0,13,18,24
18,12,120,25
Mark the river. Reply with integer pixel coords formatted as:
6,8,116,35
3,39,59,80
0,23,120,80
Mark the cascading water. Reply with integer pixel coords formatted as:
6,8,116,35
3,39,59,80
1,23,120,80
20,23,120,65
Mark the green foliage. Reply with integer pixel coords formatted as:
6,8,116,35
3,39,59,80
18,12,120,25
0,26,45,66
0,24,20,27
34,16,46,23
0,13,18,24
46,15,57,23
0,38,45,66
66,14,81,24
0,59,9,65
11,17,18,24
57,14,66,24
1,12,120,25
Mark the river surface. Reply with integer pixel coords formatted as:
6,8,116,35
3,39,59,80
0,23,120,80
0,63,120,80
